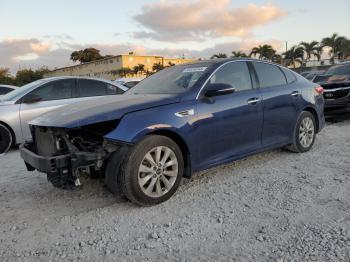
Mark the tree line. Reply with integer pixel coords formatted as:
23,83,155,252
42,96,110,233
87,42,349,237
211,33,350,68
0,67,49,86
110,61,176,78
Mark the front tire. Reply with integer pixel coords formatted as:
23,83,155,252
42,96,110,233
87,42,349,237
286,111,316,153
0,124,13,154
105,135,184,206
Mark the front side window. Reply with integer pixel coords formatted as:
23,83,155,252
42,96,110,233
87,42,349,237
254,62,287,88
208,61,252,91
0,80,46,102
29,79,74,101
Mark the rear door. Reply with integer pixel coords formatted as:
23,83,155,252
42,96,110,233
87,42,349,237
251,62,300,146
194,61,263,169
19,79,77,141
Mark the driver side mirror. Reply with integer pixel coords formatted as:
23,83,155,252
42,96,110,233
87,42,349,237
205,83,235,97
22,93,42,104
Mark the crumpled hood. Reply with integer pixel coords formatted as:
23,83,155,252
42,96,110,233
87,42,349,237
30,94,179,128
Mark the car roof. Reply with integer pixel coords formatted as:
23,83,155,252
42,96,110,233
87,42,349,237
185,58,285,68
42,76,119,85
0,84,17,88
115,77,144,82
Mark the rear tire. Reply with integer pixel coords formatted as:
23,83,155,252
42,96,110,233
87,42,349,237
286,111,316,153
105,135,184,206
0,124,12,154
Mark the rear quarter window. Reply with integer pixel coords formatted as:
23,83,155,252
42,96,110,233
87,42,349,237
281,68,297,84
253,62,287,88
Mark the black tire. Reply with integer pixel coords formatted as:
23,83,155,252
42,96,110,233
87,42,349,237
286,111,316,153
0,124,12,154
105,135,184,206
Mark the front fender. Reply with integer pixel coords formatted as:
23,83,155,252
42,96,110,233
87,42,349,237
104,101,197,145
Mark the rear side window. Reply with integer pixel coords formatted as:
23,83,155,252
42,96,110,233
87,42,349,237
253,62,287,88
30,79,74,101
106,83,124,95
281,68,297,83
124,81,139,88
79,80,123,97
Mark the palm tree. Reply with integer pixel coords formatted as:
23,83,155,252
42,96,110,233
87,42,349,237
133,64,145,76
272,54,283,64
152,62,165,72
321,33,347,63
283,46,304,68
250,45,276,60
299,41,321,62
338,38,350,60
111,67,133,77
231,51,248,58
210,53,227,59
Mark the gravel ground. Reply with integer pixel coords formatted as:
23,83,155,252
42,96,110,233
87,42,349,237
0,116,349,262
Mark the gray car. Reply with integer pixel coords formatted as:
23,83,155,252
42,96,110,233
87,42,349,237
0,76,128,154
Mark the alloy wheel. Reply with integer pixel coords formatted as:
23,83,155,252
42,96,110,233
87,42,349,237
298,116,315,148
138,146,178,198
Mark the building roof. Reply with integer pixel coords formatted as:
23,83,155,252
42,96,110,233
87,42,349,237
48,54,194,73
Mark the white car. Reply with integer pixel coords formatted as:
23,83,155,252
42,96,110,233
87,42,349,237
0,76,128,154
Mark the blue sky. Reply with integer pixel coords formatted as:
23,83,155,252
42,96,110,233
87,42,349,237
1,0,349,73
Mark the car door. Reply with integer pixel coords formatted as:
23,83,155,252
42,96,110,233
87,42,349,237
194,61,263,169
19,79,77,141
251,62,301,147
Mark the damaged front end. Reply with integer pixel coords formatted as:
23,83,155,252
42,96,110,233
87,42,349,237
20,120,124,189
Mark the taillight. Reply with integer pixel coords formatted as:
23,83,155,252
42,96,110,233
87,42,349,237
315,86,324,95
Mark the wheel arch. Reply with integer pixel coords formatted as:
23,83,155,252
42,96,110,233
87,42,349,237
302,106,320,133
0,120,16,145
145,129,192,178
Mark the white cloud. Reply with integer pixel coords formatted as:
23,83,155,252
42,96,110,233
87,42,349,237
133,0,287,42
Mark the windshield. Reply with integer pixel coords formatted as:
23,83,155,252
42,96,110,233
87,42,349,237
325,64,350,75
128,64,208,95
0,79,46,102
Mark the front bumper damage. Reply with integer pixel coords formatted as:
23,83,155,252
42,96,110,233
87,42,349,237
20,138,126,189
20,141,111,188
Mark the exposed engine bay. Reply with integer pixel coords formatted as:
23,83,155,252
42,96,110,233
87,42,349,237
22,120,123,190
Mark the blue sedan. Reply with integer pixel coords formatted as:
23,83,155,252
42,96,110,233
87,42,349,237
20,58,325,206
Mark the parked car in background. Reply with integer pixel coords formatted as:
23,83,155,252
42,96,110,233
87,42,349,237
313,62,350,112
114,77,144,88
304,70,325,81
0,84,17,96
20,58,325,206
0,76,128,154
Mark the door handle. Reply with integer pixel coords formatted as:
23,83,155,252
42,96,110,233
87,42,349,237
247,98,261,105
291,91,301,97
